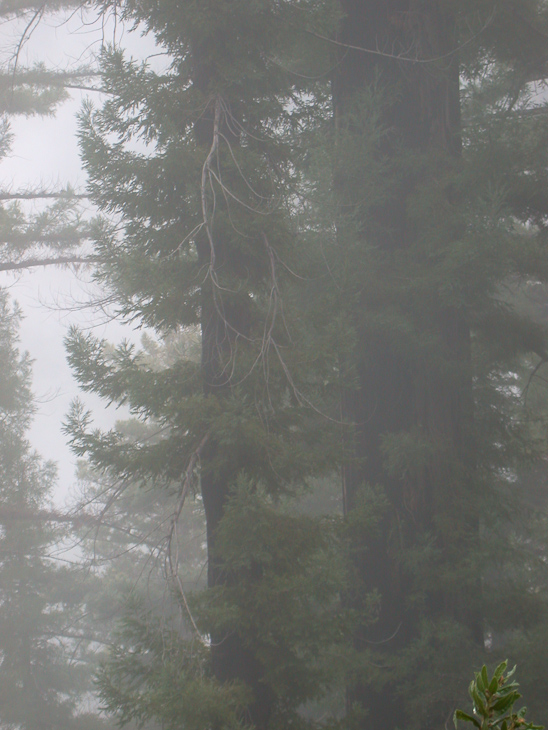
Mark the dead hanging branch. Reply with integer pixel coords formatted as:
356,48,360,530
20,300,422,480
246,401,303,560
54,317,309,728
303,9,496,68
198,95,286,389
522,350,548,406
197,106,349,422
201,97,221,280
10,3,45,80
166,432,209,642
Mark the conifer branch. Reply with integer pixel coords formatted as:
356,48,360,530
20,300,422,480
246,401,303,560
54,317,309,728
0,191,87,201
62,84,111,94
0,504,144,541
42,630,113,646
0,255,96,272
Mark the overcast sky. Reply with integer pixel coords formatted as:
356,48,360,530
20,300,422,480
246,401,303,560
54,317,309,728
0,11,157,505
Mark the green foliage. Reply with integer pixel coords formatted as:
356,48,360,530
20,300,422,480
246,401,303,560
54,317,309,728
454,662,543,730
97,475,360,730
0,290,106,730
96,596,252,730
198,477,353,706
63,1,548,729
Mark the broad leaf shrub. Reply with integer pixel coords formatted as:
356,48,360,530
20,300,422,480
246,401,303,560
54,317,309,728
454,662,543,730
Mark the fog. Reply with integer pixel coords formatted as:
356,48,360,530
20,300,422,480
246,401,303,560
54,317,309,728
1,5,548,730
1,11,152,502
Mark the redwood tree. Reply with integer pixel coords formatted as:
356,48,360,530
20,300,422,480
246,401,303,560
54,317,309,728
331,2,548,728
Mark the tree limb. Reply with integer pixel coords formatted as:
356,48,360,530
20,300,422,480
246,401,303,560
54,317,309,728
0,191,87,201
0,255,96,272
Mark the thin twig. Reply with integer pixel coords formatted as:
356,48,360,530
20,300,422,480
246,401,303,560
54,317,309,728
166,433,209,642
305,11,495,67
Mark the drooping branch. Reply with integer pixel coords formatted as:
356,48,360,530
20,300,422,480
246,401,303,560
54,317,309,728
303,10,496,67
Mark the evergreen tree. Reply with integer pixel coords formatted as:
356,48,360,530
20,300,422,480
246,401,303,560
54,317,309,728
0,113,91,272
328,2,548,729
0,0,99,273
0,289,106,730
65,2,548,730
64,3,353,729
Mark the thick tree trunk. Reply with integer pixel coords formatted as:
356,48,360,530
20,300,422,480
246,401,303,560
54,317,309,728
200,272,274,730
334,3,481,728
192,42,275,730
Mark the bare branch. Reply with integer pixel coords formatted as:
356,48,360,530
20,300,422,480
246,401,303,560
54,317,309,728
166,432,209,642
11,4,45,80
304,10,495,67
201,97,221,276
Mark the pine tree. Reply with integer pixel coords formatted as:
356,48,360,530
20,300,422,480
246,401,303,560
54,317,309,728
0,289,107,730
0,10,116,725
0,112,91,272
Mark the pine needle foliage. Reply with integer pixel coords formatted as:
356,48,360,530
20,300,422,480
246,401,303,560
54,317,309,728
0,290,106,730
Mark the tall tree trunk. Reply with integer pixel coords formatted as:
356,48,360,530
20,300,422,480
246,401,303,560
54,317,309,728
192,42,275,730
200,272,274,730
334,3,481,728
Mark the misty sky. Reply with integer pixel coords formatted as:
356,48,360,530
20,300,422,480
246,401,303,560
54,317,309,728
0,12,156,504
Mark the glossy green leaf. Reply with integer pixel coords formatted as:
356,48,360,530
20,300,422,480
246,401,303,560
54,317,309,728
492,693,518,714
454,710,481,729
481,666,489,691
488,674,499,696
471,686,487,717
494,661,508,680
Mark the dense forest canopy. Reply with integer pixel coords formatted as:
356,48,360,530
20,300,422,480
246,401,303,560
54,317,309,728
3,2,548,730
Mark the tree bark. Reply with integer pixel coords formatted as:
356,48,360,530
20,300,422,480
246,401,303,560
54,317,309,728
334,3,481,728
191,35,275,730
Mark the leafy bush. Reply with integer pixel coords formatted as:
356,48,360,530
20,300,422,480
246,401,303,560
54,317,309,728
454,661,543,730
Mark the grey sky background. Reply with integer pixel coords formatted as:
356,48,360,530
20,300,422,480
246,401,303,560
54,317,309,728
0,12,158,505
